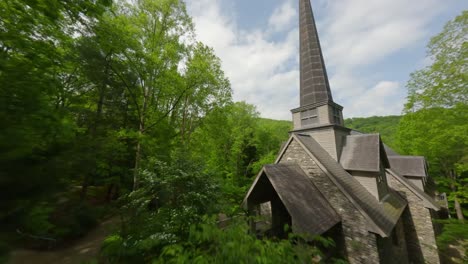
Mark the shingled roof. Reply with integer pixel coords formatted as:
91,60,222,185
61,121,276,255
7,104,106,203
388,156,427,178
339,134,390,172
299,0,333,106
243,163,341,236
386,169,440,210
291,134,407,237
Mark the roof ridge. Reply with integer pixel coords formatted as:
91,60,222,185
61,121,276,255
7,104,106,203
244,163,341,235
293,134,405,237
386,169,440,210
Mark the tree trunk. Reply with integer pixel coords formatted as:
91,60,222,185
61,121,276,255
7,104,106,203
133,86,149,191
106,183,115,202
448,169,465,221
133,138,142,191
81,56,110,200
454,198,465,221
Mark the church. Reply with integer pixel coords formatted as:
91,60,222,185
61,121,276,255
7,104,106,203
243,1,442,263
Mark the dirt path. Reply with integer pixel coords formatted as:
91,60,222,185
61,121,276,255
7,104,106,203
7,218,118,264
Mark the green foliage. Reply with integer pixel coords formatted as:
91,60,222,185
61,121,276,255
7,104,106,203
189,104,291,211
18,199,103,246
345,115,401,151
0,0,112,215
255,118,292,157
1,0,301,261
251,151,277,175
190,102,260,184
397,10,468,220
102,159,220,262
436,220,468,249
155,218,321,264
21,203,56,237
435,219,468,263
1,0,233,245
405,11,467,111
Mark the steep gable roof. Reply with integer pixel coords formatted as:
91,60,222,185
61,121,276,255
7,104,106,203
388,156,427,178
339,134,389,172
279,134,406,237
243,163,341,235
386,169,440,210
299,0,333,105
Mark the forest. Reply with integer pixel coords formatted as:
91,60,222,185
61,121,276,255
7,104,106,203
0,0,466,263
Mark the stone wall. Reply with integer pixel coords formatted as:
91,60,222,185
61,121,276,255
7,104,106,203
279,139,381,263
388,176,440,264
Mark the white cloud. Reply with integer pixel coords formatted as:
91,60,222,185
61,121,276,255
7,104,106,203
317,0,453,117
268,1,296,33
186,0,455,119
320,0,442,69
186,0,299,120
346,81,406,117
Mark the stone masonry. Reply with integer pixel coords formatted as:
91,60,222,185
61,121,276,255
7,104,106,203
388,176,440,264
279,139,381,263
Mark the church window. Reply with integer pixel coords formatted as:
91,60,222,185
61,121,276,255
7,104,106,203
301,108,318,126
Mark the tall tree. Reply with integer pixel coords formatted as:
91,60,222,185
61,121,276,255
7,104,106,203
89,0,232,191
98,0,194,190
398,11,468,220
0,0,111,218
190,102,259,188
405,10,467,111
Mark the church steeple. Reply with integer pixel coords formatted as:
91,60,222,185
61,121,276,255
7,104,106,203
299,0,332,106
292,0,344,131
291,0,347,161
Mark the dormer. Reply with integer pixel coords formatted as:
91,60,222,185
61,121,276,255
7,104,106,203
339,134,391,201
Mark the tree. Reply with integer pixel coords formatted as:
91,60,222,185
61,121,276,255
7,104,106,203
191,102,258,180
398,11,468,220
345,116,401,151
398,106,468,219
0,0,111,219
91,0,231,191
405,11,467,111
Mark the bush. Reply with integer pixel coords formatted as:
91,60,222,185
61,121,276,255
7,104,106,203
156,217,322,264
436,219,468,262
18,198,102,248
101,159,221,262
101,234,124,262
51,202,101,239
21,203,55,236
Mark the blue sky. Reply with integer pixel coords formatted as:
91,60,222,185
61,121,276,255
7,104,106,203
186,0,467,120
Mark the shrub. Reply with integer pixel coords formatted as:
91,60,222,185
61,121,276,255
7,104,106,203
101,159,220,262
436,219,468,262
21,203,55,236
51,202,101,239
156,217,322,264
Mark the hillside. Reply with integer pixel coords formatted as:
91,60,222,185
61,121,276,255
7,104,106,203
263,115,401,151
345,115,401,150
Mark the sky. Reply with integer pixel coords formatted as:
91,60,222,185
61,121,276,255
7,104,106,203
185,0,467,120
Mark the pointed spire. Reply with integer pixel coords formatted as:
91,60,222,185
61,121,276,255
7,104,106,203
299,0,333,105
